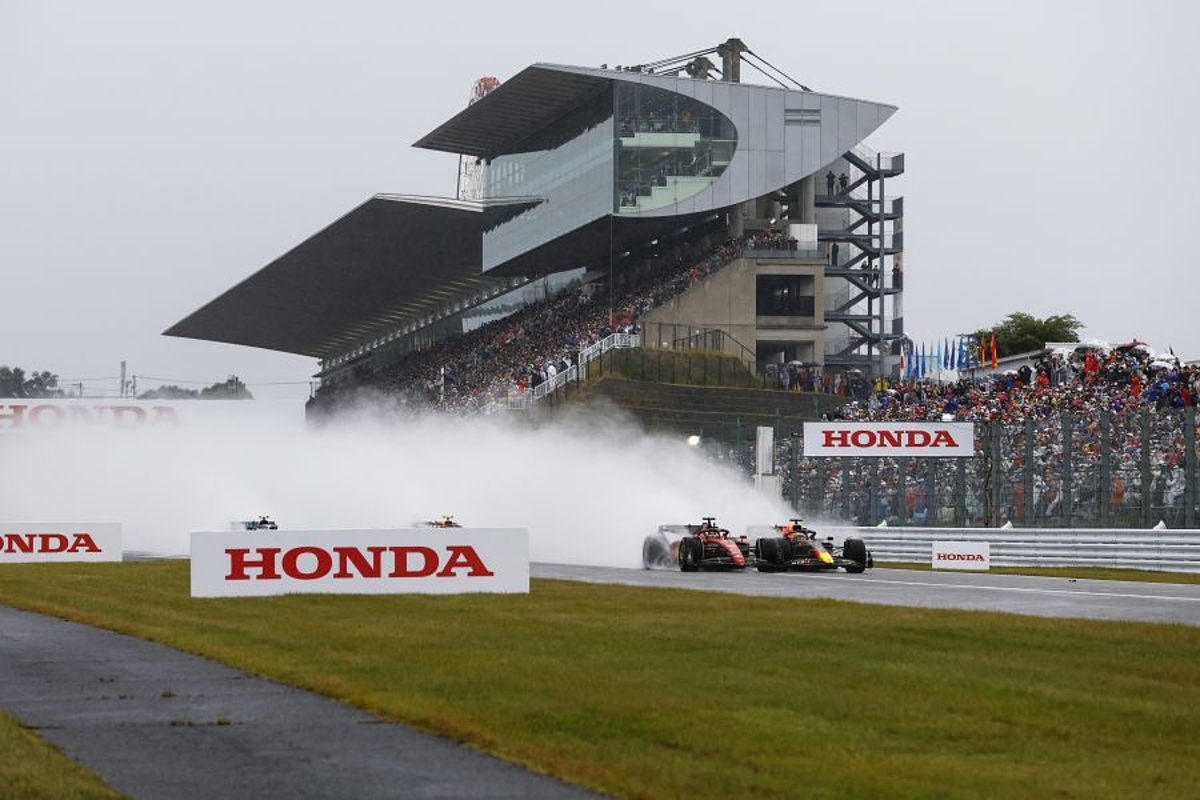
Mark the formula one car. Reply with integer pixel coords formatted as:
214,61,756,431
232,515,278,531
753,519,871,573
643,517,753,572
415,515,462,528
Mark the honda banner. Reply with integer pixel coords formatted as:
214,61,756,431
0,400,305,433
803,422,974,457
932,541,991,571
0,523,122,563
191,528,529,598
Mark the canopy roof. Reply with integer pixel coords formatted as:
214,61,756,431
164,195,537,359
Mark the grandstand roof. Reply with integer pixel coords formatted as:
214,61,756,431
163,195,538,359
415,64,612,159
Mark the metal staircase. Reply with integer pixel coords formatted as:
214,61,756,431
815,144,906,375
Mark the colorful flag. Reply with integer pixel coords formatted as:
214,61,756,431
920,342,926,378
978,335,986,367
958,336,967,370
990,332,998,369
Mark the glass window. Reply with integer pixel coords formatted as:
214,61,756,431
615,83,737,213
757,275,815,317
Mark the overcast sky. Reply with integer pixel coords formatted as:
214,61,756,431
3,0,1195,402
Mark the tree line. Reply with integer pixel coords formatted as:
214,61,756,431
0,368,253,400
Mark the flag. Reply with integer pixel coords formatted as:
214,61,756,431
978,335,986,367
944,338,951,369
990,332,998,369
898,345,906,380
950,337,958,370
919,342,926,378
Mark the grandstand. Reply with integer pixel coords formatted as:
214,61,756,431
164,38,905,417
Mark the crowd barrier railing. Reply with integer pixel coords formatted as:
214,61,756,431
854,526,1200,573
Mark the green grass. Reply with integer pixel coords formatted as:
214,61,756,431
1,561,1198,799
876,562,1200,584
0,710,123,799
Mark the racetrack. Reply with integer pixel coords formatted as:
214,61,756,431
533,564,1200,627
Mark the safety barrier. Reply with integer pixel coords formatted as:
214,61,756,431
854,526,1200,573
479,332,641,413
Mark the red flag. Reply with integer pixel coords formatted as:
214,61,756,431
990,332,998,369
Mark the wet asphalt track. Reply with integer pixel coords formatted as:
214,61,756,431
0,605,601,800
534,563,1200,626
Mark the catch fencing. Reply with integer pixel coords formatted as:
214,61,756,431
853,526,1200,573
703,408,1200,530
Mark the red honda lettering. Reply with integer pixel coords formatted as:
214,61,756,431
333,546,386,579
907,430,932,447
878,429,903,447
850,430,876,447
822,430,850,447
282,546,332,580
225,547,282,580
436,545,495,577
38,534,69,553
388,546,439,578
2,534,34,553
110,406,148,427
29,406,67,427
0,405,27,429
68,533,101,553
932,430,957,447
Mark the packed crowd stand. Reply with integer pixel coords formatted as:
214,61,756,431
309,232,779,416
757,343,1199,528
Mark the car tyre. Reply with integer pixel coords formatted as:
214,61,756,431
679,537,702,572
843,537,869,573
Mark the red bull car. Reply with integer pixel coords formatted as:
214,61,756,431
754,519,871,573
643,517,753,572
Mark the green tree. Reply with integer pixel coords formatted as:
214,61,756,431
200,376,253,400
977,313,1084,359
0,366,62,398
138,385,200,400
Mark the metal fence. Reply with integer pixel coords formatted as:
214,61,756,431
853,527,1200,573
707,408,1199,529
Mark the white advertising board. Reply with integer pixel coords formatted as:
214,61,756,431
932,541,991,571
0,400,305,433
191,528,529,598
803,422,975,458
0,523,122,563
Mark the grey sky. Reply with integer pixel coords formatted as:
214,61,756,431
3,0,1195,402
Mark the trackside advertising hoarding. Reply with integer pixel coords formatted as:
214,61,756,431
932,541,991,571
0,400,305,433
0,523,122,563
803,422,974,458
191,528,529,598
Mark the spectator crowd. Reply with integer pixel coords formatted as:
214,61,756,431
776,342,1199,527
309,232,772,415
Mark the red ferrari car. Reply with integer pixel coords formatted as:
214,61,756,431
643,517,753,572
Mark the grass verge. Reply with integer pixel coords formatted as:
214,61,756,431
0,561,1198,799
0,710,123,799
